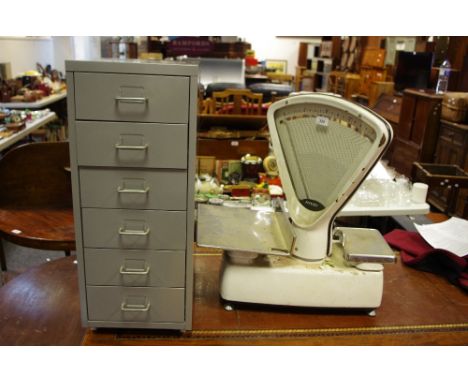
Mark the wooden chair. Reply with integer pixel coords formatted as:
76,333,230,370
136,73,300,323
0,142,75,271
209,89,263,115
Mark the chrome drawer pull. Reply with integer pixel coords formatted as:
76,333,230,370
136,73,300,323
118,227,150,236
115,143,148,151
120,301,151,312
119,265,150,275
115,96,148,104
117,186,150,194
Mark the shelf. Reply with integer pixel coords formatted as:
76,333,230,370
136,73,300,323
0,92,67,109
0,111,57,151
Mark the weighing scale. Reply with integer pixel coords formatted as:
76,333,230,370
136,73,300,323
198,93,396,311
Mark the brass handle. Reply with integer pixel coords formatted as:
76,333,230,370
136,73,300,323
118,227,150,236
115,96,148,104
120,301,151,312
115,143,148,150
117,186,150,194
119,265,150,275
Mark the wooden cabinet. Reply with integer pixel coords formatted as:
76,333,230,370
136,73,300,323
368,81,394,108
372,93,402,161
328,71,361,99
197,114,269,161
66,60,198,330
430,120,468,217
390,89,443,177
436,120,468,166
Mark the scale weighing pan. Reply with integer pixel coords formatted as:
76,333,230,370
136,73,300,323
197,204,295,256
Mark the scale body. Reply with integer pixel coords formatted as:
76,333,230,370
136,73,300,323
197,93,396,310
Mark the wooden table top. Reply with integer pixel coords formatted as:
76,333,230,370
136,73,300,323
0,256,84,345
1,252,467,345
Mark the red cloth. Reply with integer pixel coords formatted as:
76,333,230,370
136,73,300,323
384,229,468,291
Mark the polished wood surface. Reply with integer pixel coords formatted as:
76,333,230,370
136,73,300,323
372,94,401,125
0,256,85,345
84,254,468,345
198,113,267,130
2,251,467,345
0,142,75,270
0,208,75,250
197,138,269,160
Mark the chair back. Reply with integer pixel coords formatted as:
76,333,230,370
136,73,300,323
0,142,72,208
210,89,263,115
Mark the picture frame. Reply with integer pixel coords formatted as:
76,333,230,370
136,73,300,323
265,59,288,74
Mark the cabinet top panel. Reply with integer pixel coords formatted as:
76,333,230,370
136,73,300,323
65,59,198,76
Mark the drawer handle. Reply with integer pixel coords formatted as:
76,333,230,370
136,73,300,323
120,301,151,312
115,96,148,104
119,265,150,275
115,143,148,151
117,186,150,194
118,227,150,236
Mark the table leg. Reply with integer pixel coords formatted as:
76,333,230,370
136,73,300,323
0,239,7,271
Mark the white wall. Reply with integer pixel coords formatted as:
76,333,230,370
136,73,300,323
0,36,102,78
51,36,75,74
1,36,319,79
241,36,322,75
72,36,101,61
0,37,54,77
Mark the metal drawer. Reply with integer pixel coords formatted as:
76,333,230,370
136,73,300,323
84,248,185,287
79,168,187,210
87,286,185,323
74,72,189,123
82,208,187,250
75,121,188,169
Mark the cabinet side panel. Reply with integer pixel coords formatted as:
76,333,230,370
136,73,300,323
66,69,89,327
184,73,198,330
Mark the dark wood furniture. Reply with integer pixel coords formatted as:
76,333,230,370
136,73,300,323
197,114,269,160
428,119,468,217
412,163,468,217
0,142,75,271
390,89,443,178
197,138,269,160
372,93,402,129
198,114,267,130
2,249,468,345
372,93,402,161
435,120,468,170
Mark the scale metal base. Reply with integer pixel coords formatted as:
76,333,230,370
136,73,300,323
198,204,395,309
220,244,384,309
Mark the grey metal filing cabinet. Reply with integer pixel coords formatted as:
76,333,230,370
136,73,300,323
66,60,198,330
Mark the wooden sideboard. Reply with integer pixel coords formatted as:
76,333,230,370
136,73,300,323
197,113,269,161
389,89,443,177
430,119,468,217
372,93,402,161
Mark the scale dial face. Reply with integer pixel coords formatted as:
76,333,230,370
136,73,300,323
272,100,379,213
274,102,378,143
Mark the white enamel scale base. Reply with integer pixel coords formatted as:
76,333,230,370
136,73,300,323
219,244,384,309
